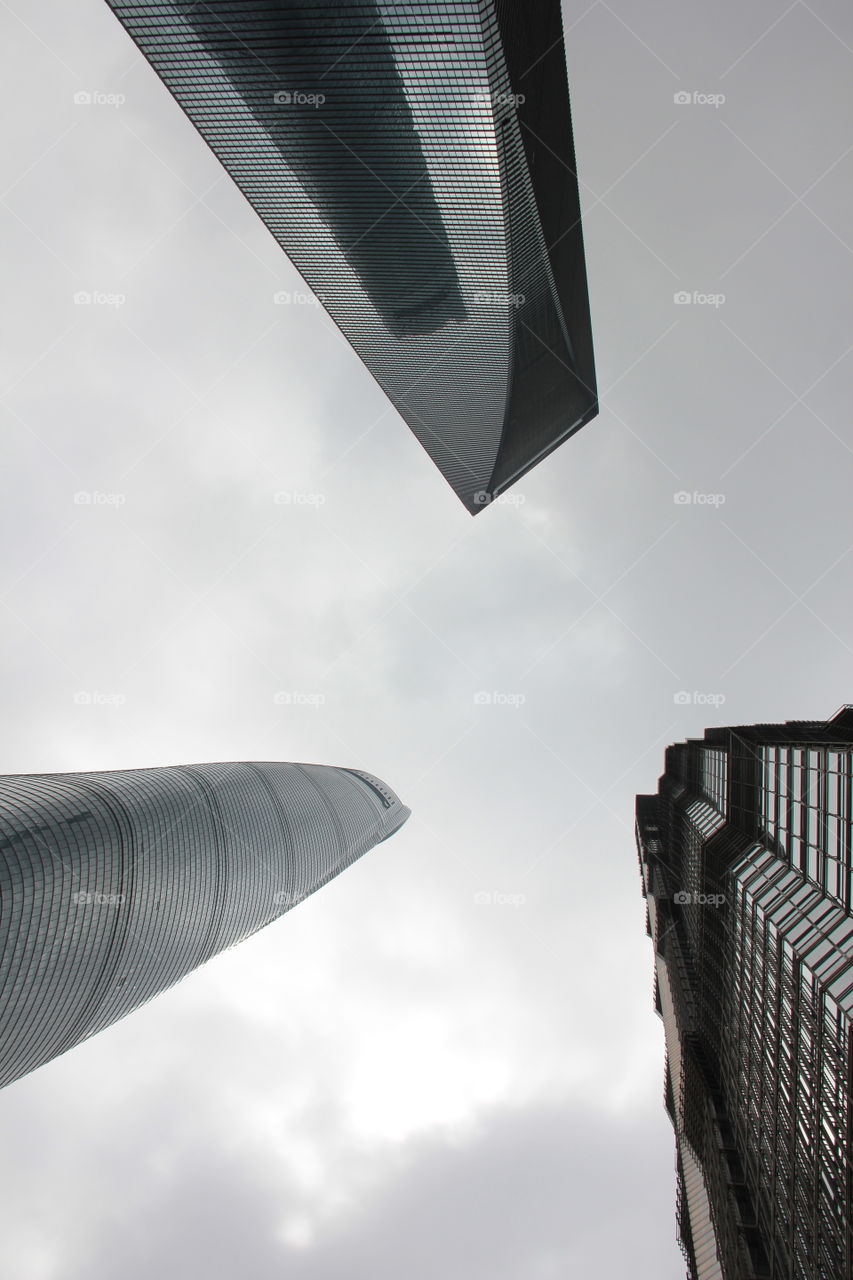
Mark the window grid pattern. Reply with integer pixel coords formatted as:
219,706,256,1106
724,845,853,1279
105,0,596,512
0,761,409,1089
701,748,727,815
637,719,853,1280
760,746,853,910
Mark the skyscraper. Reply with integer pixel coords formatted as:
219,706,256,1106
636,709,853,1280
0,760,409,1090
104,0,597,512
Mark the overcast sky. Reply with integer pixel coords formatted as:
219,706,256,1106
1,1,852,1277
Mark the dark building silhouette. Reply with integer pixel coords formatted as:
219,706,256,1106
0,761,409,1089
105,0,597,512
636,709,853,1280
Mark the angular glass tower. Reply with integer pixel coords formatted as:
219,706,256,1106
105,0,597,512
0,761,409,1089
636,709,853,1280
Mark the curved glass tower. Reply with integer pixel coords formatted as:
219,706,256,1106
0,761,409,1089
105,0,597,512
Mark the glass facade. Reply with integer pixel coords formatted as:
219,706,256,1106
637,709,853,1280
104,0,597,512
0,760,409,1089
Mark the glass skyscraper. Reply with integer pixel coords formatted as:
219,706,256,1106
104,0,597,512
0,761,409,1090
637,709,853,1279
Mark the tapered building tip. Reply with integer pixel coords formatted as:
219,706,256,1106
338,766,411,842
